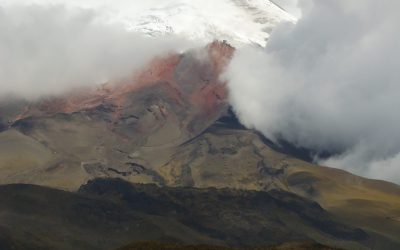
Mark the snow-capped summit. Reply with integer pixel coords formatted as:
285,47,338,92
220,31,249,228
3,0,294,47
127,0,296,47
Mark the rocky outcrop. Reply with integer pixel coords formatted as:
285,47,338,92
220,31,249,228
12,41,234,140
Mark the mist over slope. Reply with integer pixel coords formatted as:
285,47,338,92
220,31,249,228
0,4,193,100
225,0,400,183
0,2,399,249
0,0,293,101
1,1,399,182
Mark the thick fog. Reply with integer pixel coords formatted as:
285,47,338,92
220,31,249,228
0,2,193,100
225,0,400,183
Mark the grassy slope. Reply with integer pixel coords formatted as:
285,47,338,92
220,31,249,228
0,118,399,249
0,179,369,250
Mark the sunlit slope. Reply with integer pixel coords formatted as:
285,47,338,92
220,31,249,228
161,125,400,249
1,110,399,249
0,129,54,183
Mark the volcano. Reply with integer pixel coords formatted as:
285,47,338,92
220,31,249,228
0,41,399,250
0,41,235,188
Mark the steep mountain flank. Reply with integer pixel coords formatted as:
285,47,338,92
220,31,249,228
0,41,234,190
0,41,399,249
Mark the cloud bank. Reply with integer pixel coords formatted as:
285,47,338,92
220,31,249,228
0,3,192,100
225,0,400,183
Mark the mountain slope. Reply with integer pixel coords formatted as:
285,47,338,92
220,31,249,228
117,242,342,250
0,42,234,190
0,41,399,249
0,178,369,250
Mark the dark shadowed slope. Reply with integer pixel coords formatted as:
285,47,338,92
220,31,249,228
0,178,369,250
116,241,343,250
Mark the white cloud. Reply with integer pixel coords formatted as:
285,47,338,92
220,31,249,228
225,0,400,183
0,3,193,100
0,0,296,100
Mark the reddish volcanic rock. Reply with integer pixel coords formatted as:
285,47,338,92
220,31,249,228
207,40,235,74
12,41,235,140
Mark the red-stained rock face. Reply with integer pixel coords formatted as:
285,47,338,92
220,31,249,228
12,41,235,142
16,42,234,120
